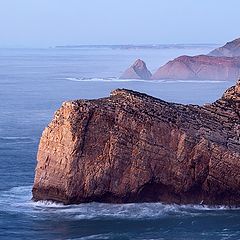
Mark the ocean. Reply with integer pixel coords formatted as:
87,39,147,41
0,46,239,240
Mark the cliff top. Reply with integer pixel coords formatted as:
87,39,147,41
209,37,240,57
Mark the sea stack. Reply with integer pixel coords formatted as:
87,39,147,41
151,55,240,81
120,59,152,80
32,80,240,205
208,37,240,57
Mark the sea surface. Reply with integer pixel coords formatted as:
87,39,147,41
0,46,239,240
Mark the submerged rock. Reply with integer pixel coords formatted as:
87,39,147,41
151,55,240,81
120,59,152,80
32,80,240,205
209,37,240,57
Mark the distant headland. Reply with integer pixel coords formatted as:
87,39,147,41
120,38,240,81
55,43,219,50
33,79,240,205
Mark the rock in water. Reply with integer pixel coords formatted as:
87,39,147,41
209,37,240,57
120,59,152,80
32,80,240,205
151,55,240,81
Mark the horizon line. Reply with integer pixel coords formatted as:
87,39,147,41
0,43,220,50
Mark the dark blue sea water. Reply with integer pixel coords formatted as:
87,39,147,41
0,46,239,240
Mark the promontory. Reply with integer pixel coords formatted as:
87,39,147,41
33,80,240,205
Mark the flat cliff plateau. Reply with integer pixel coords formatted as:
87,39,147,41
33,80,240,205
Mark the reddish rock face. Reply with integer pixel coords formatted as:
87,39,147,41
120,59,152,80
151,55,240,81
32,80,240,205
209,38,240,57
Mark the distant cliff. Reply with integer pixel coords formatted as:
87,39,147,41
151,55,240,81
120,37,240,81
120,59,152,80
33,80,240,205
208,38,240,57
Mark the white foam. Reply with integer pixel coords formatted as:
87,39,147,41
1,186,239,221
65,77,166,83
67,234,112,240
65,77,227,84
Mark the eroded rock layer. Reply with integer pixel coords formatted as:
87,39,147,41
33,80,240,205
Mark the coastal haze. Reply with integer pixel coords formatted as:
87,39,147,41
1,0,240,240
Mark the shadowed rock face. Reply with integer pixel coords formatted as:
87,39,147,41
120,59,152,80
32,80,240,205
209,38,240,57
151,55,240,81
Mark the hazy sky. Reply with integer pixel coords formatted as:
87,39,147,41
0,0,239,47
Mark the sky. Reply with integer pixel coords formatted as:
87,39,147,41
0,0,239,47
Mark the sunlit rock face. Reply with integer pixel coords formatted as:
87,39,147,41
208,38,240,57
33,80,240,205
151,55,240,81
120,59,152,80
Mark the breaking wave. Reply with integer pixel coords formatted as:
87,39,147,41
0,186,239,221
65,77,164,83
65,77,226,84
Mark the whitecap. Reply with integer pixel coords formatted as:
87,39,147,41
0,186,239,221
64,77,227,84
67,234,112,240
65,77,166,83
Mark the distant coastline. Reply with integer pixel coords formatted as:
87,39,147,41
55,43,220,50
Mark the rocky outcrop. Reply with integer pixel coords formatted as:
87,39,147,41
32,80,240,205
151,55,240,81
120,59,152,80
209,38,240,57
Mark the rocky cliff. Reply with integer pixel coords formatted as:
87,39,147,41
151,55,240,81
120,59,152,80
209,38,240,57
32,80,240,205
